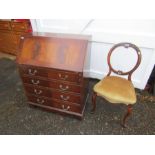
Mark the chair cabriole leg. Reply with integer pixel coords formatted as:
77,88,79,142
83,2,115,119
122,104,133,128
91,91,97,113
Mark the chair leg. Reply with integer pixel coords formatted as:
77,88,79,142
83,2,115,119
91,91,97,113
122,104,133,128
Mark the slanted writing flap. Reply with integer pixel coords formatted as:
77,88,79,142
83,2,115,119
17,34,89,72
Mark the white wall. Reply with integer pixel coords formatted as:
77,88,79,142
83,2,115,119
30,19,155,89
31,19,91,33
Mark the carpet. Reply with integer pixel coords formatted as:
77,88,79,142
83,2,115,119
0,58,155,135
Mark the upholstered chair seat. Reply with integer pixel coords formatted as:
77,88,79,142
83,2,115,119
93,76,136,104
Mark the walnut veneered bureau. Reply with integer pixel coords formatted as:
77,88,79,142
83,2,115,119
16,32,91,119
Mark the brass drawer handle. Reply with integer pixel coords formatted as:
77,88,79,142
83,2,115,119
37,98,44,104
34,89,42,95
31,79,40,85
60,95,70,101
28,69,37,75
58,74,68,80
62,105,70,111
59,84,69,91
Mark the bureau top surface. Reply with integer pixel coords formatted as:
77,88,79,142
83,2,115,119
17,33,90,72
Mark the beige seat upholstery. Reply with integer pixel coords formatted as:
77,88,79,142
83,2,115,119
94,76,136,104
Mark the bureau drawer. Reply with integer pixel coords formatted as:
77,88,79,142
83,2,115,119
48,80,82,93
24,84,51,97
11,22,27,31
27,95,51,106
52,99,81,113
27,95,81,114
21,76,49,87
19,65,82,84
51,91,81,104
0,22,11,30
24,84,82,104
48,70,82,84
19,66,47,77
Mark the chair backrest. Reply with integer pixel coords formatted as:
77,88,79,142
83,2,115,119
107,42,142,81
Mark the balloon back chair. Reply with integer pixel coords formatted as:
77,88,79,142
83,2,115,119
91,42,142,127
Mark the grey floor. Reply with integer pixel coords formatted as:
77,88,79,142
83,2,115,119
0,58,155,135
